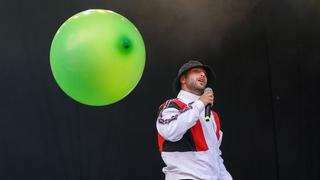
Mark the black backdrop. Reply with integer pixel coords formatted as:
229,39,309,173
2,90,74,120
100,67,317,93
0,0,319,180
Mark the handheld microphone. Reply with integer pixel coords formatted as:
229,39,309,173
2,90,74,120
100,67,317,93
204,87,213,122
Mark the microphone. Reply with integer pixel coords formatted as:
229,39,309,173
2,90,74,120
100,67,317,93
204,87,213,122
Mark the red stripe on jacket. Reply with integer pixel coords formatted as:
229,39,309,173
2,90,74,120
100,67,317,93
212,111,221,140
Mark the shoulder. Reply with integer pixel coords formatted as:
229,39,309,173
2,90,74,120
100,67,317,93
158,98,186,111
212,111,220,118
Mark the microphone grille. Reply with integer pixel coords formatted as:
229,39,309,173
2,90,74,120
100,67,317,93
204,87,213,93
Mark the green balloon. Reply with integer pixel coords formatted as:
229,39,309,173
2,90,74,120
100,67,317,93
50,9,146,106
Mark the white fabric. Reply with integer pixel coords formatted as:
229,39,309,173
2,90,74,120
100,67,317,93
156,90,232,180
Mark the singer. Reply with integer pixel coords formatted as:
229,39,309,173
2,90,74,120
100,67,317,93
156,60,232,180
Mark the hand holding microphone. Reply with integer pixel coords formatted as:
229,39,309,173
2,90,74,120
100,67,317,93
199,87,214,122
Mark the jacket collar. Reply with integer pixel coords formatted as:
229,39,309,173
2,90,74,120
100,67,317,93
177,90,200,103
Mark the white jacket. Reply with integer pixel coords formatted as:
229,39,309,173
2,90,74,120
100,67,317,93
156,90,232,180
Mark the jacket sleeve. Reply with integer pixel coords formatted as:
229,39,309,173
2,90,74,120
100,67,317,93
156,99,205,142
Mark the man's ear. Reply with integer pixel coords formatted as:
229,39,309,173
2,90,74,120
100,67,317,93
180,75,186,85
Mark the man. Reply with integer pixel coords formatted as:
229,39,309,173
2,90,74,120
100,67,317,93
156,60,232,180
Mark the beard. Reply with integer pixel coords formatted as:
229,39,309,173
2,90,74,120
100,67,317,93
186,78,206,94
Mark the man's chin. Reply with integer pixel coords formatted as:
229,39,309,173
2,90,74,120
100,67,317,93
195,86,206,93
198,85,206,90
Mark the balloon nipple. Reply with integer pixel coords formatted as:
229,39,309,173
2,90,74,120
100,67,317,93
118,36,133,55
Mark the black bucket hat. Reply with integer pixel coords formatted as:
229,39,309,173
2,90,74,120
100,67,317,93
173,60,216,94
